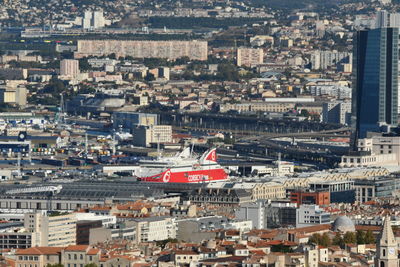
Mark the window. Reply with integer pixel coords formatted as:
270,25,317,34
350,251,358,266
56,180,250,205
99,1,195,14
80,254,83,260
68,254,71,260
74,254,77,260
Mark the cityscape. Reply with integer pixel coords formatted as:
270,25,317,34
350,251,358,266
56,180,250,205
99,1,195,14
2,0,400,266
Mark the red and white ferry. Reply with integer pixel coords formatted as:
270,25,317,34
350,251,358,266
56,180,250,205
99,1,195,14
137,147,228,183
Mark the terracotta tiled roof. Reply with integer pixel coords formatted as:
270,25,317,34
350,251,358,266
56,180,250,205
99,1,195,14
288,224,331,234
355,225,382,232
265,240,297,246
87,248,100,255
174,250,198,255
16,247,63,255
64,245,89,251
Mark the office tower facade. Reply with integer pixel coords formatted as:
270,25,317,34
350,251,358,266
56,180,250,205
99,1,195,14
352,28,399,141
375,10,400,28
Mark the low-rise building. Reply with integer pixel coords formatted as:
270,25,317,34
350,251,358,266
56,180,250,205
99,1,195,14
296,205,330,228
133,216,176,243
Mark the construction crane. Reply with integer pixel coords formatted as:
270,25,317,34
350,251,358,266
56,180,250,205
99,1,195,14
6,185,63,211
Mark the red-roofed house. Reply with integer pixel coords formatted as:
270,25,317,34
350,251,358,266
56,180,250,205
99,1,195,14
15,247,63,267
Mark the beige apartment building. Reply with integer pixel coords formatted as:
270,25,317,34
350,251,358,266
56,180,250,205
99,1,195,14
0,86,27,106
237,48,264,67
15,247,63,267
251,182,286,201
75,40,208,60
24,212,77,247
60,59,80,78
133,125,172,147
61,245,101,267
220,102,295,113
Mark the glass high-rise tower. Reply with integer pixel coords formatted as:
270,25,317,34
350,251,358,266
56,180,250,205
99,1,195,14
352,27,399,143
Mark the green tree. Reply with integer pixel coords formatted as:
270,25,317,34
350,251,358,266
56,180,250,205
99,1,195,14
365,230,375,244
343,232,356,244
332,232,344,247
356,230,366,244
42,78,66,95
271,244,293,253
46,264,64,267
84,264,98,267
320,233,332,247
308,233,321,245
79,57,91,71
308,233,331,247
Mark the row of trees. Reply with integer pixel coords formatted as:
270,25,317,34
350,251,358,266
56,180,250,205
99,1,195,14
308,230,375,248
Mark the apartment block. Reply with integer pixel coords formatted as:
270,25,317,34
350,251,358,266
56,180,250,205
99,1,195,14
133,125,172,147
322,101,351,125
24,212,77,247
133,216,176,243
75,40,208,60
237,48,264,67
0,86,27,106
60,59,80,78
296,205,330,228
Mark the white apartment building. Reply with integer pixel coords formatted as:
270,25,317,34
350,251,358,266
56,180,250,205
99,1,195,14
235,201,266,229
309,84,351,99
311,50,352,70
296,205,330,228
83,10,105,29
133,217,176,243
24,212,77,247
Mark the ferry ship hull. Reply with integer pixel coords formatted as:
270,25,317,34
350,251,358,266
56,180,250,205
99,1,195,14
140,167,228,183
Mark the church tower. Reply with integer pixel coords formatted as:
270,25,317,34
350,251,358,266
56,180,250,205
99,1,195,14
376,216,399,267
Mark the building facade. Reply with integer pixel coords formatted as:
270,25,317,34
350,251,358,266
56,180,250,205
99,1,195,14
322,101,351,125
237,48,264,67
133,125,172,147
296,205,331,228
60,59,80,78
352,27,399,140
24,212,77,247
75,40,208,60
